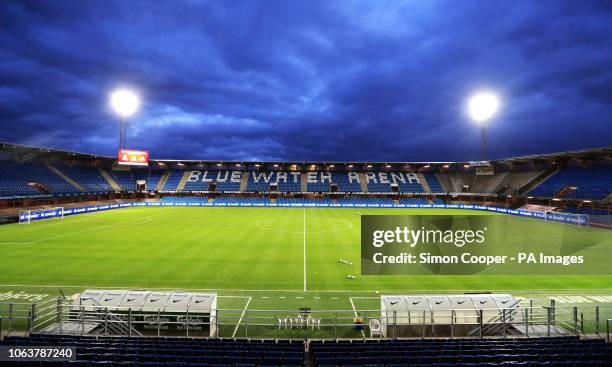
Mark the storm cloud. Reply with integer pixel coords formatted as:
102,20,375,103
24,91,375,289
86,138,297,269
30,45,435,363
0,0,611,161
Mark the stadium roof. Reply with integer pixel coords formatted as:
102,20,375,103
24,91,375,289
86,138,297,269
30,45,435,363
1,141,610,168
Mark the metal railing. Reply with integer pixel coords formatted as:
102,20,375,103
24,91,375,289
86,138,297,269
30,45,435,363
2,298,612,341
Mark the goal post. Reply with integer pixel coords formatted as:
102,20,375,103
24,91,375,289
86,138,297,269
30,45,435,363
543,210,589,227
19,207,65,224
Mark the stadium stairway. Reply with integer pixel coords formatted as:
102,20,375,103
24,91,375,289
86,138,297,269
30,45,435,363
520,166,560,196
155,169,172,191
446,172,460,192
434,172,454,193
99,169,121,191
240,171,249,192
301,173,308,193
470,172,509,193
46,164,86,192
495,170,542,196
357,173,368,192
176,171,191,191
416,172,431,192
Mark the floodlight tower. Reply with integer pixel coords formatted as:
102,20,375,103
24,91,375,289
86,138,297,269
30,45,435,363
110,89,140,150
468,92,499,161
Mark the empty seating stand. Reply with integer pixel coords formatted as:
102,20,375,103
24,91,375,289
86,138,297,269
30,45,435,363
0,160,43,197
247,172,275,192
162,170,185,191
0,335,608,367
0,334,304,366
330,172,362,193
56,165,114,193
110,170,136,191
530,165,611,200
424,172,444,193
310,337,611,367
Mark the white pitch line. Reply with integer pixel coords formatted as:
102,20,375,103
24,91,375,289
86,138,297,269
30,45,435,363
349,296,365,337
218,295,251,299
303,208,307,292
4,216,155,246
231,296,252,338
350,296,380,300
1,284,611,294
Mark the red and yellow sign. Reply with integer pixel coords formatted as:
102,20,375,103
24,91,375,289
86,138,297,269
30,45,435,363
118,149,149,166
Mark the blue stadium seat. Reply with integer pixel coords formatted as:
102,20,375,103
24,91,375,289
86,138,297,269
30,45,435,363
310,337,611,367
55,164,113,193
0,160,79,197
131,169,165,191
0,335,305,366
162,170,185,191
330,172,362,193
423,172,444,193
109,170,136,191
530,164,611,200
247,171,275,192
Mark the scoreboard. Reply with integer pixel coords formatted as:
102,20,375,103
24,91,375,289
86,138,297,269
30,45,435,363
118,149,148,166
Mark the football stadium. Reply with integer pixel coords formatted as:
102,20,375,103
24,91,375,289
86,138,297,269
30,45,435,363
1,1,612,366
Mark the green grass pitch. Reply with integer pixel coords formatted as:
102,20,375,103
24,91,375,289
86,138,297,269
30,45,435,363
0,206,611,337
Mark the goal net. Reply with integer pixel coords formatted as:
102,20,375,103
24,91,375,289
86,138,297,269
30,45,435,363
19,207,65,224
544,210,589,227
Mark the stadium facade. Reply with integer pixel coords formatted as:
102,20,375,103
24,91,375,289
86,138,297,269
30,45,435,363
0,142,609,226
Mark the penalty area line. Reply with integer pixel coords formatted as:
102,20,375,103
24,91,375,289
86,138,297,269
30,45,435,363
232,296,252,338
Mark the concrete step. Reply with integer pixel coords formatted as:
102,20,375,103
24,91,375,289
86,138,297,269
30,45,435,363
155,170,171,191
240,171,249,192
357,172,368,192
301,172,308,192
99,169,121,191
46,164,85,192
416,172,431,193
176,171,191,191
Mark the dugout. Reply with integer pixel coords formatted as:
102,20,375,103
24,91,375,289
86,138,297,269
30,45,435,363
71,289,217,337
380,294,522,337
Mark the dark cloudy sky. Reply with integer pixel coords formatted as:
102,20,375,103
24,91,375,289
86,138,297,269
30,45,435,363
0,0,611,162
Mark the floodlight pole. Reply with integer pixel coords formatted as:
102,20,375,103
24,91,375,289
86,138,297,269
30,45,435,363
119,117,126,150
481,123,488,161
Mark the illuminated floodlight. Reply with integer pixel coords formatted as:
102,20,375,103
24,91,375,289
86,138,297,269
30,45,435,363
468,92,499,123
467,91,499,161
110,89,140,118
